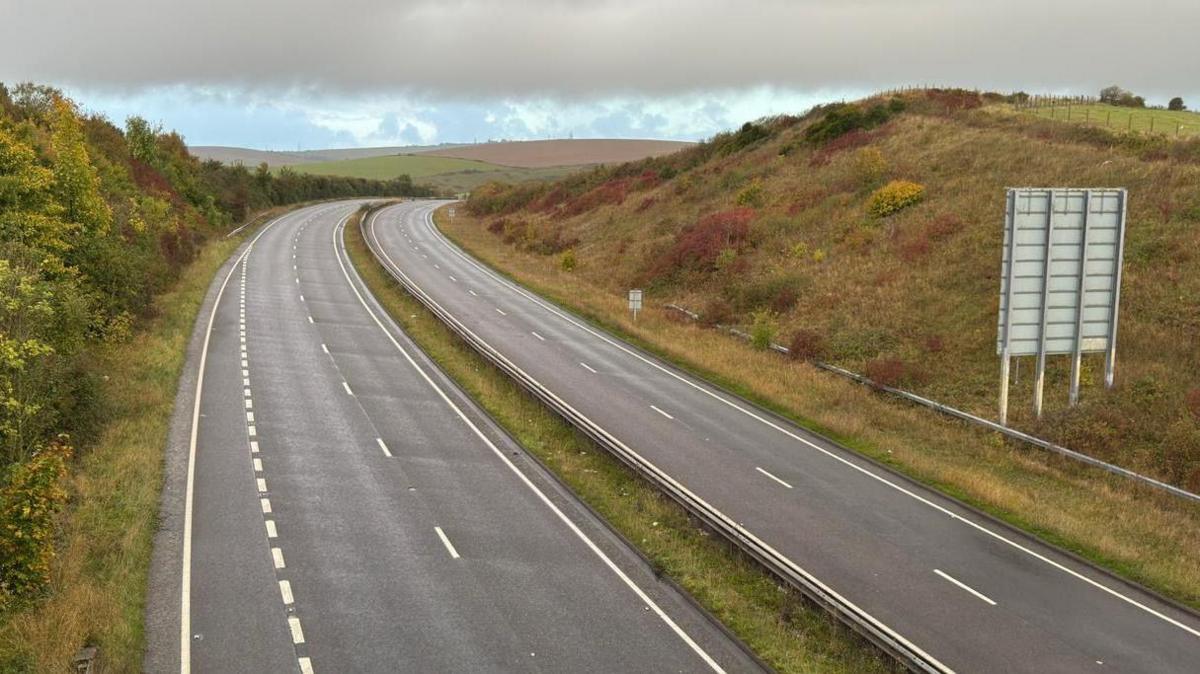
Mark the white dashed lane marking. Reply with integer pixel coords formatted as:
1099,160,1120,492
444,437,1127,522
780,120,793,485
435,526,461,559
755,466,794,489
650,404,674,420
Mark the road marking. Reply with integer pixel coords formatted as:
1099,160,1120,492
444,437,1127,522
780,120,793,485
434,526,461,559
404,204,1200,643
253,458,263,472
531,331,545,341
338,210,728,673
248,424,257,437
246,411,254,423
934,569,997,606
272,547,286,569
299,294,304,302
265,520,277,538
244,399,252,410
449,275,457,282
755,466,794,489
434,263,440,269
321,343,329,354
342,381,353,395
279,580,293,604
250,440,259,453
241,359,248,368
468,289,478,296
650,405,673,420
298,657,313,674
580,362,597,374
288,617,305,644
260,498,271,514
307,315,313,324
495,307,506,316
243,377,250,386
242,368,249,377
376,438,392,457
256,478,267,492
244,387,252,397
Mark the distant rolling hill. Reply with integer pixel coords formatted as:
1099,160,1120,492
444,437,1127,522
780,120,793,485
194,138,696,194
416,138,695,168
188,143,466,167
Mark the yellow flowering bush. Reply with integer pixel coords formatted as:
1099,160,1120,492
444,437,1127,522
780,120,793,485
868,180,925,217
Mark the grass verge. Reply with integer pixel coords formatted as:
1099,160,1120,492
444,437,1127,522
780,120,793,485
0,210,280,672
435,207,1200,611
345,209,897,673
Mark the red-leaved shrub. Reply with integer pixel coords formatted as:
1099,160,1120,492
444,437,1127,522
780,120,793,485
562,178,630,216
864,358,926,388
1187,388,1200,420
787,330,826,361
647,208,756,279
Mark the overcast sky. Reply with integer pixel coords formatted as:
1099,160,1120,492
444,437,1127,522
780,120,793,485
4,0,1197,148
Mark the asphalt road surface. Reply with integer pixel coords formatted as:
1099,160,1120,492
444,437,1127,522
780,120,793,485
364,199,1200,674
148,202,762,673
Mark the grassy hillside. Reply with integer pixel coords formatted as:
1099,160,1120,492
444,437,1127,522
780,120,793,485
284,154,578,193
458,90,1200,493
437,90,1200,609
1022,102,1200,137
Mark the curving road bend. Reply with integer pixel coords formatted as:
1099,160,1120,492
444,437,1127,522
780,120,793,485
148,202,762,673
365,199,1200,674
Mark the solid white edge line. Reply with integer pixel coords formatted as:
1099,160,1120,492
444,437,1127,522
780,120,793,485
339,212,727,673
934,569,997,606
755,466,794,489
650,404,673,420
180,205,321,673
434,526,461,559
408,202,1200,641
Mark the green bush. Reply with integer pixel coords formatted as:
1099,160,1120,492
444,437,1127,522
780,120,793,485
560,248,577,272
0,440,71,608
868,180,926,217
736,179,765,207
749,310,777,350
852,147,887,187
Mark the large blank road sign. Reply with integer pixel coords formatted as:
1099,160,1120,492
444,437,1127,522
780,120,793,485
996,188,1127,421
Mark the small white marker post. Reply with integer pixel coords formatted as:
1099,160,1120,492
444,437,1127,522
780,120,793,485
628,288,643,322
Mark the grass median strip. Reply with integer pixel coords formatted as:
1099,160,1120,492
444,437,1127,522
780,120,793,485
345,209,897,673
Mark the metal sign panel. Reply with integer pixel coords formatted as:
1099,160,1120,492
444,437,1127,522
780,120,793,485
628,289,643,310
997,188,1126,357
995,188,1127,421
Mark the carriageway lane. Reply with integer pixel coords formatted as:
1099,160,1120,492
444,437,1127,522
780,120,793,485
367,199,1200,673
185,202,761,673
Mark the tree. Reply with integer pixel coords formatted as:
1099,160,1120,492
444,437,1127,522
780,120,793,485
50,98,111,238
1099,85,1127,105
1169,97,1186,111
124,116,160,165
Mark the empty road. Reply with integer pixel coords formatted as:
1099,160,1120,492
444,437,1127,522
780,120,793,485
365,199,1200,674
147,202,761,673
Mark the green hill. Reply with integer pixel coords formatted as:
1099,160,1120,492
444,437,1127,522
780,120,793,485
283,154,580,193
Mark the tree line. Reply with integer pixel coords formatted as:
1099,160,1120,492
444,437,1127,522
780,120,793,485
0,82,436,607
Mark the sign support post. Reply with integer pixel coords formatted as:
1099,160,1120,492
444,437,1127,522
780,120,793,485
999,190,1019,425
1069,191,1092,406
1033,190,1056,419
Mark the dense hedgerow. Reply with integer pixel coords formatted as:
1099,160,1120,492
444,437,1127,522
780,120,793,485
0,81,434,605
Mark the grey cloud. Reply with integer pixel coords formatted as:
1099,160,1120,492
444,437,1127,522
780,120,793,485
4,1,1198,102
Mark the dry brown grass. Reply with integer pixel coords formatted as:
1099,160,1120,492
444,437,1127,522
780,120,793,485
438,202,1200,608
